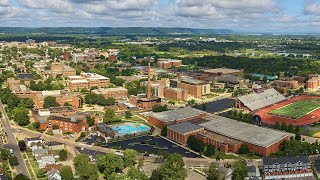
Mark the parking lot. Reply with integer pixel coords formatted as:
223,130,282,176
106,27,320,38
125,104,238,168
104,136,198,158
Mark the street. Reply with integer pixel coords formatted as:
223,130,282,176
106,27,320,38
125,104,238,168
0,102,29,177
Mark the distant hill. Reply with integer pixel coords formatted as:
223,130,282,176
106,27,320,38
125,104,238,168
0,27,234,35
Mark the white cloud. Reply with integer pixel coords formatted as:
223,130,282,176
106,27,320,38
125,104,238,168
0,0,9,6
304,0,320,15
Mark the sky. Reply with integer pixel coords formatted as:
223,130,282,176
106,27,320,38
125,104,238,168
1,0,320,33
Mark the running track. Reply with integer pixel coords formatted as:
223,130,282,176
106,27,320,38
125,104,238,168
255,95,320,126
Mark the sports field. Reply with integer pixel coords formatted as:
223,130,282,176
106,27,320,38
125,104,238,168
271,100,320,119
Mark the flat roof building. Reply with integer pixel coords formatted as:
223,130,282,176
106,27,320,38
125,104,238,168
166,114,289,156
91,87,128,101
204,68,244,77
148,107,207,128
236,88,286,111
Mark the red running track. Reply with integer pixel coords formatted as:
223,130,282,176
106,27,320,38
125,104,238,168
255,95,320,126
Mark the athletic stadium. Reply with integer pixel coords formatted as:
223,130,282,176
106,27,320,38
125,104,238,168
255,95,320,126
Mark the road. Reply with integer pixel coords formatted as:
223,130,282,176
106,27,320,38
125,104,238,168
0,102,29,177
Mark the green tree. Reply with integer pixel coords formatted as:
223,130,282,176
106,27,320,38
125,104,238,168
59,149,68,161
281,122,288,131
43,96,60,108
103,108,116,123
127,167,148,180
275,121,281,129
53,124,59,130
84,94,97,104
73,154,98,180
187,99,196,106
0,148,11,160
124,149,137,167
287,124,294,133
12,107,30,126
31,122,40,129
9,156,19,166
187,135,205,152
64,102,72,106
36,169,45,178
150,154,186,180
86,115,95,127
152,104,168,112
161,126,167,136
14,174,30,180
60,165,74,180
205,144,215,157
96,154,124,177
18,140,26,151
238,144,250,154
125,111,132,118
295,126,300,134
207,163,224,180
232,160,248,180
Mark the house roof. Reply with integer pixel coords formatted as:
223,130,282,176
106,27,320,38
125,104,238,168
45,141,64,147
237,88,286,111
263,156,310,166
25,137,42,142
47,168,60,179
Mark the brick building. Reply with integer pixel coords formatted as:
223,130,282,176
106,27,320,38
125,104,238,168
263,156,312,179
307,76,320,91
157,58,182,69
148,107,206,128
274,80,299,89
48,115,88,133
167,122,204,145
91,87,128,101
33,91,81,109
67,73,110,91
166,114,289,156
177,76,210,99
50,63,76,78
162,87,188,101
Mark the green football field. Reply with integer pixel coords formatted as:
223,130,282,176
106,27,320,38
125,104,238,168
271,100,320,119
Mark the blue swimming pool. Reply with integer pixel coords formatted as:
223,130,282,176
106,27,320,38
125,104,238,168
109,122,150,136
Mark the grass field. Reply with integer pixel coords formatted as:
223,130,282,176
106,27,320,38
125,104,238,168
271,100,320,119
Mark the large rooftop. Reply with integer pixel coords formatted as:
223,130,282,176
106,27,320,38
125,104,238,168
200,115,288,148
237,88,286,111
92,87,127,94
179,76,207,85
150,107,205,122
168,122,203,133
204,68,243,74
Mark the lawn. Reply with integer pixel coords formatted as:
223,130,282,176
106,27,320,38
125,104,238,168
271,100,320,119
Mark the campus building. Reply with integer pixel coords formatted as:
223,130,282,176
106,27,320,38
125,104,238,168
33,91,81,109
50,63,76,78
236,88,286,111
274,80,299,89
67,73,110,91
263,156,312,179
157,58,182,69
177,76,210,99
307,76,320,91
166,114,289,156
48,115,88,133
204,68,244,77
148,107,207,128
91,87,128,101
10,88,81,109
